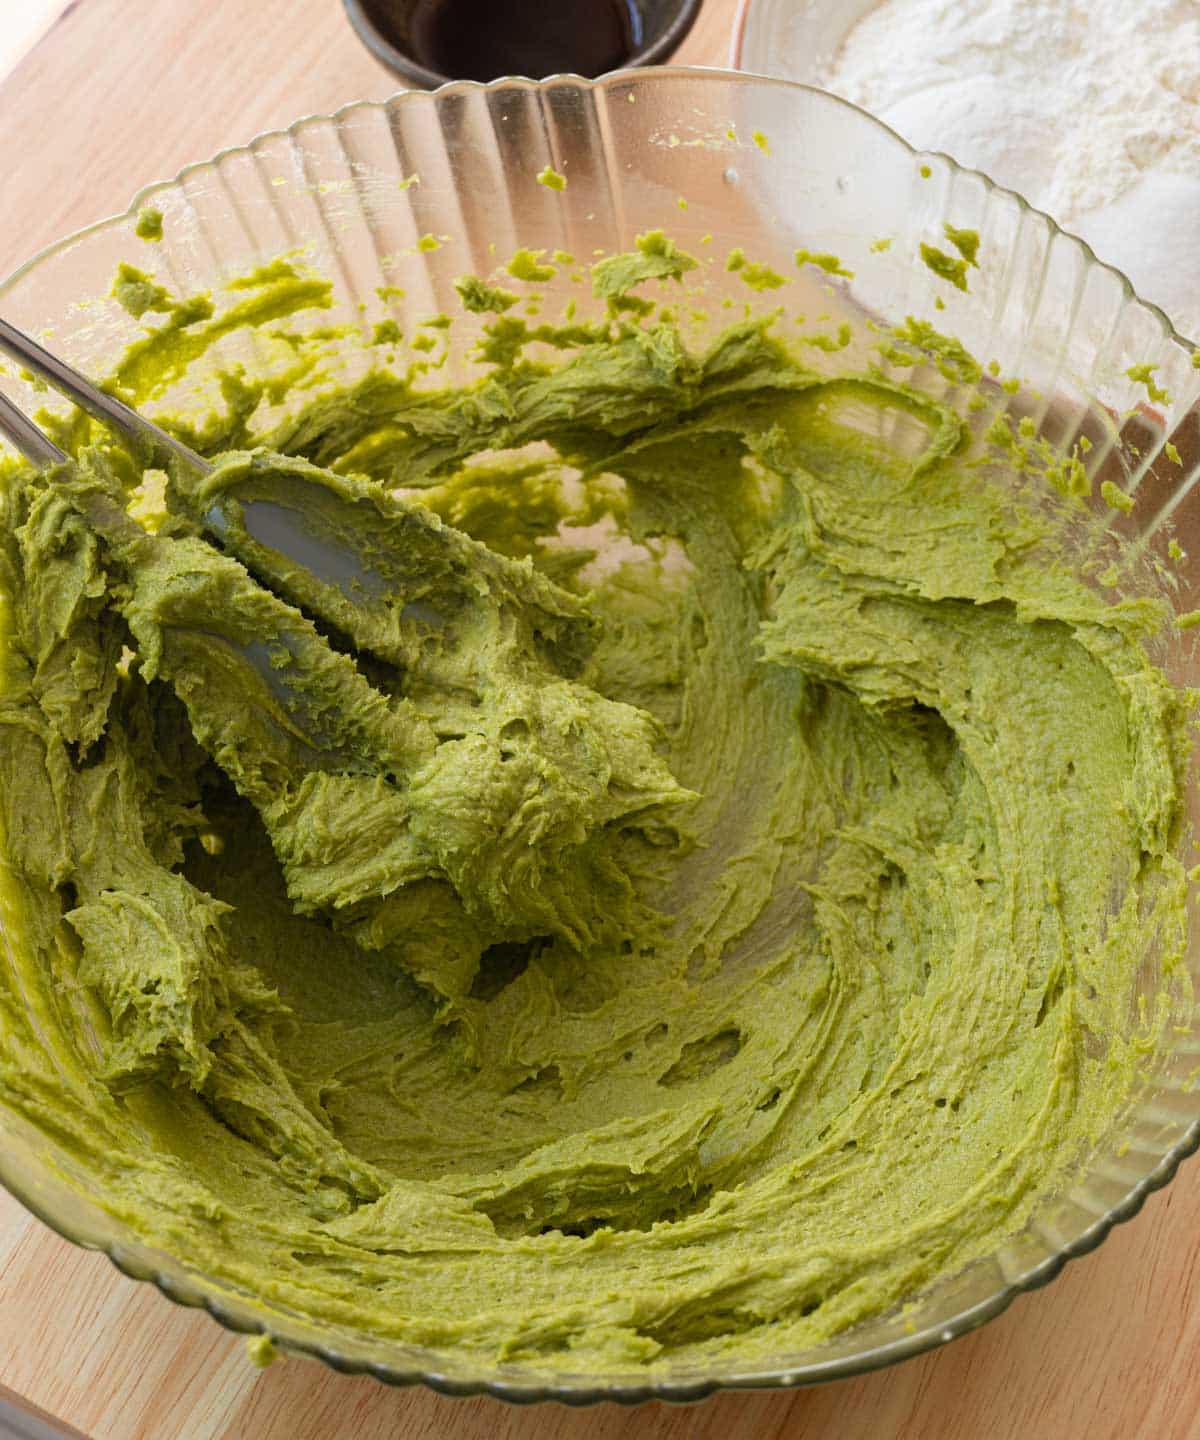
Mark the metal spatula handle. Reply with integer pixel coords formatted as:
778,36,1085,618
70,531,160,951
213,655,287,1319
0,315,208,474
0,386,65,467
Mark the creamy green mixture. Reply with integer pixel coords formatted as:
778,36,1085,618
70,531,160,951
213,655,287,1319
0,245,1191,1373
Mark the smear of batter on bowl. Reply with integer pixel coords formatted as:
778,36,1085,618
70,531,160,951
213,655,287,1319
0,239,1192,1373
134,207,163,243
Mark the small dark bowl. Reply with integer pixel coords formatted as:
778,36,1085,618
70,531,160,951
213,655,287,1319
342,0,703,89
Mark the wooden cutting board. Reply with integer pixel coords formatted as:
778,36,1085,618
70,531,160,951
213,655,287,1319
1,2,1199,1436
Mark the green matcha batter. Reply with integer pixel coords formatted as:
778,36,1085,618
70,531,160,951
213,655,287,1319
0,245,1191,1373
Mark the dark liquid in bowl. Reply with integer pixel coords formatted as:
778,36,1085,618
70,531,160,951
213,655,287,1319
406,0,643,81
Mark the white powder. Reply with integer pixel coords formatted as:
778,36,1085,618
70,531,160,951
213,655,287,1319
818,0,1200,338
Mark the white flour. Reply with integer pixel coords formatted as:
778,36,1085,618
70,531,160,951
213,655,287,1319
818,0,1200,338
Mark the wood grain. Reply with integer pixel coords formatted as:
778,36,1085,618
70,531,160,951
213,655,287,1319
1,2,1198,1437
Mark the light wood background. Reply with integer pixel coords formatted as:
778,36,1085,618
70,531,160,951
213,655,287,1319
1,2,1199,1437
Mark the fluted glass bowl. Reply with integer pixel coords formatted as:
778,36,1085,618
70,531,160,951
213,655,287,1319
1,70,1199,1404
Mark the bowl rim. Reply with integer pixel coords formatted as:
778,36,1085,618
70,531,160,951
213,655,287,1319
1,65,1198,1405
339,0,705,89
729,0,754,70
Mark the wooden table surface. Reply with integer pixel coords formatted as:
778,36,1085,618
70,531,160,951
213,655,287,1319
1,2,1199,1437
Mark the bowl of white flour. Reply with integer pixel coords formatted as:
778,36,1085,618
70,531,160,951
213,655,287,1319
733,0,1200,341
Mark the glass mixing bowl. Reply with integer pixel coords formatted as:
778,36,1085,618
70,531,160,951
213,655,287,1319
1,69,1199,1403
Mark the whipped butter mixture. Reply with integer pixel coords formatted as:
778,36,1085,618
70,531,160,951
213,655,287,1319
0,240,1191,1372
